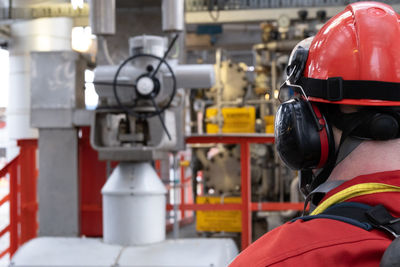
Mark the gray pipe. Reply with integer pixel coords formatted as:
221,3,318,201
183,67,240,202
162,0,184,32
89,0,116,35
281,176,301,218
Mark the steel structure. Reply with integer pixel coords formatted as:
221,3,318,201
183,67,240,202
185,4,400,24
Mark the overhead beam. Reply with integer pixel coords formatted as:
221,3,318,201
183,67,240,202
185,4,400,24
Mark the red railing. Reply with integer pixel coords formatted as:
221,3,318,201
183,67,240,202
157,155,195,232
0,140,38,259
182,135,305,250
1,134,306,254
179,155,194,223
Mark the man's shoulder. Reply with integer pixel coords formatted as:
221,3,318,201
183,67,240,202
229,216,389,267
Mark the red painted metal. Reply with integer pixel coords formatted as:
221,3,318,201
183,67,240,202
186,135,274,145
185,135,306,250
9,158,18,256
0,195,9,206
0,156,18,178
155,160,161,178
79,127,107,237
166,202,305,211
251,202,305,211
0,248,10,260
167,203,242,211
180,155,185,219
240,141,252,249
0,225,10,238
0,140,40,259
17,140,38,245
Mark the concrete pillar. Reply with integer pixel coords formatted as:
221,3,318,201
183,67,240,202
8,17,76,235
38,129,79,236
8,17,73,141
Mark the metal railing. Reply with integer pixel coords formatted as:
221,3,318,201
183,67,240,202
0,140,38,259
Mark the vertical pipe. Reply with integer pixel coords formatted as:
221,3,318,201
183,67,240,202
9,158,18,256
8,0,11,19
215,49,223,133
271,59,277,92
172,153,179,239
240,141,252,250
180,155,185,220
17,140,38,245
89,0,116,35
162,0,184,32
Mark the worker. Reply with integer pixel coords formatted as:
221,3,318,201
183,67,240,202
229,2,400,266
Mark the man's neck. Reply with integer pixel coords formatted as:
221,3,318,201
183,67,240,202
328,139,400,181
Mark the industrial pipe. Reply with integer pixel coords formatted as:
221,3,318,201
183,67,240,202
162,0,184,32
89,0,115,35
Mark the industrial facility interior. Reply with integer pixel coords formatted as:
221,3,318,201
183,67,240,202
0,0,396,266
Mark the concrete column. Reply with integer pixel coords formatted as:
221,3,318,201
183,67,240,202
8,18,77,236
8,17,73,141
38,129,79,236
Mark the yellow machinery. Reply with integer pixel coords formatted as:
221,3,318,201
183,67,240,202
264,115,275,134
205,106,256,134
196,196,242,232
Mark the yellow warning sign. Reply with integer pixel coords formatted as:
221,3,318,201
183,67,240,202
196,196,242,232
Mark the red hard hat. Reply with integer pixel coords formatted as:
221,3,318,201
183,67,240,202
298,2,400,106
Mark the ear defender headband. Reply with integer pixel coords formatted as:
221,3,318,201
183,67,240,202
327,105,400,141
275,41,400,197
286,47,308,85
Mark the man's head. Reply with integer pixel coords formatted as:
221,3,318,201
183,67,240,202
274,2,400,197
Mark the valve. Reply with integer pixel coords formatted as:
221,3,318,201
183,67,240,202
112,34,180,140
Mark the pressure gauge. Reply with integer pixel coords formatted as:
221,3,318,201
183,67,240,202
278,15,290,28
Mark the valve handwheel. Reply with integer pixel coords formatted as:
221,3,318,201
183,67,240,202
112,34,179,140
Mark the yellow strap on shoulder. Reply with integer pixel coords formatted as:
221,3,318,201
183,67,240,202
311,182,400,216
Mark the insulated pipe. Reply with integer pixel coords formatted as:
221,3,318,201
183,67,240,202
174,64,215,89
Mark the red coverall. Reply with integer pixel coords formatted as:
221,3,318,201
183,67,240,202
228,170,400,267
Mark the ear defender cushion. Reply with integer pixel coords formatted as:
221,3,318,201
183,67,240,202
275,98,334,170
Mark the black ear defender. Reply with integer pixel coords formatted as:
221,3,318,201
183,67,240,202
275,98,335,171
276,40,335,172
